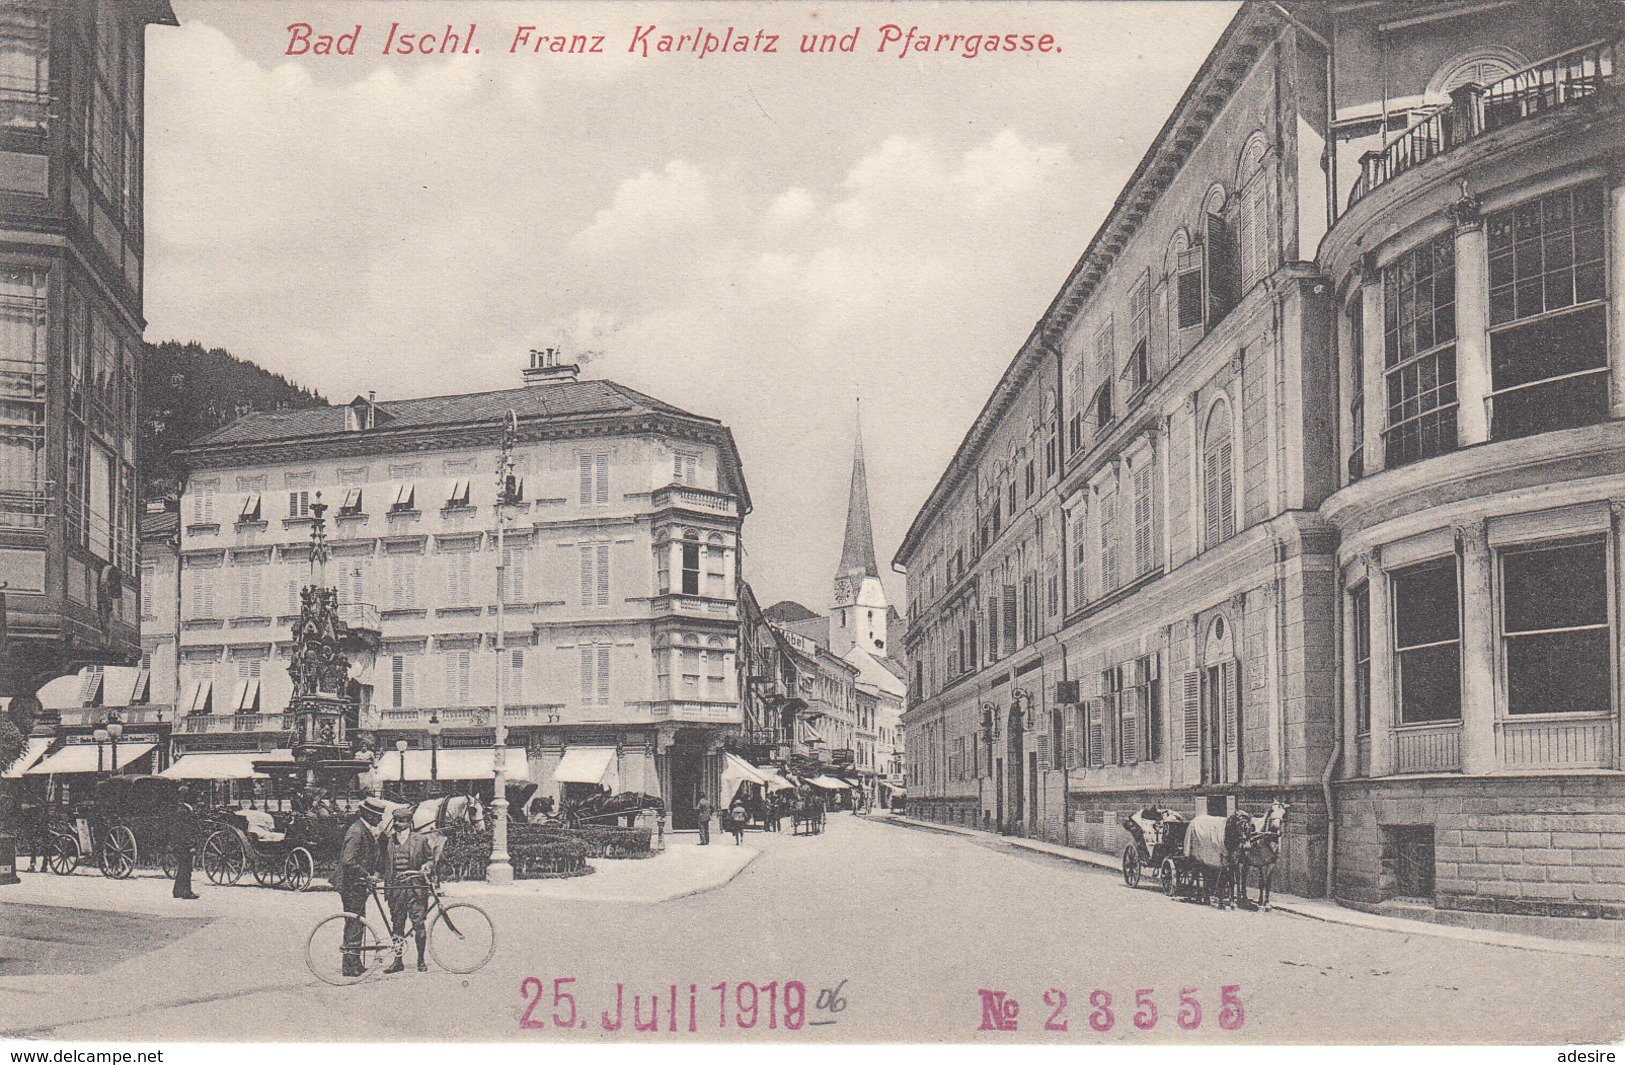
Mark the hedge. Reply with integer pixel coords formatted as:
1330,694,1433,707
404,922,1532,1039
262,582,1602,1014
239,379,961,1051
439,827,593,880
533,826,654,859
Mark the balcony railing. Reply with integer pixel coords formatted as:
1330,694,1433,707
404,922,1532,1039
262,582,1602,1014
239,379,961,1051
180,713,291,735
652,485,737,516
1392,721,1461,773
1496,716,1614,770
1347,39,1617,211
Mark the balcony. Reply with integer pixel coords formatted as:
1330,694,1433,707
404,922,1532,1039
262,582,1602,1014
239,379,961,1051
1347,39,1618,212
649,700,740,723
374,704,567,729
180,713,291,735
652,592,736,620
651,485,738,517
56,706,169,728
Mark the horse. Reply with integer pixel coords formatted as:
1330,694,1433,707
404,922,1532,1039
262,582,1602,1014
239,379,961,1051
1234,800,1289,911
381,794,487,877
1182,810,1255,908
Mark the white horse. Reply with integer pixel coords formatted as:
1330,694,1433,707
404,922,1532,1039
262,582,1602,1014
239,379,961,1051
378,794,486,873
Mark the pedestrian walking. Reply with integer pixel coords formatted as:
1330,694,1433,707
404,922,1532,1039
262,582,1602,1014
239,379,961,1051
334,799,386,978
694,791,713,845
727,799,748,845
382,806,434,974
172,785,201,900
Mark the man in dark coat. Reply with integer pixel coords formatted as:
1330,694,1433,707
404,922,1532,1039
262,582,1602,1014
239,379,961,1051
335,802,385,977
172,786,200,899
693,791,713,845
381,806,435,973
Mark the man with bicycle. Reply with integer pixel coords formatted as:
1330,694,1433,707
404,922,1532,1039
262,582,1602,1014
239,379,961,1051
382,805,435,974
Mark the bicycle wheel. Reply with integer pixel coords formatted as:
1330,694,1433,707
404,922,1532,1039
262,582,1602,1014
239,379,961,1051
49,833,81,875
428,902,495,974
305,912,390,986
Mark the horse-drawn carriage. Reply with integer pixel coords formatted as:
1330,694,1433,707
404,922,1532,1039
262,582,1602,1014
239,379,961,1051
537,791,661,830
1123,802,1289,910
33,775,186,878
199,805,344,891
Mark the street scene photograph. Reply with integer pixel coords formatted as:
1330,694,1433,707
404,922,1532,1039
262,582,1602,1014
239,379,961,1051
1,0,1624,1052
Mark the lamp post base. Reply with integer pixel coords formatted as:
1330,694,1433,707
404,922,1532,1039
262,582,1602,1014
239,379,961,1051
486,795,513,884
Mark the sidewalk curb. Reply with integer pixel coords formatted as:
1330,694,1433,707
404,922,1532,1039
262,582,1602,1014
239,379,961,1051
659,846,760,904
877,814,1625,959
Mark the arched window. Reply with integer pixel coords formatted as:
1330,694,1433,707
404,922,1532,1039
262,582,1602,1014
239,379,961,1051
1202,400,1236,549
1198,614,1241,783
1428,48,1526,100
1236,132,1273,292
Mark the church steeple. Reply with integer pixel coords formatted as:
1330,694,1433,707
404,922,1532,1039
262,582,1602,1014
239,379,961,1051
838,404,879,580
832,401,888,659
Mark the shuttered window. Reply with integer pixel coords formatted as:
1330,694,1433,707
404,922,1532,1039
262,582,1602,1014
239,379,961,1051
580,543,611,606
389,553,418,609
579,646,611,707
1203,406,1235,550
502,543,527,603
391,655,416,709
1086,698,1105,768
444,650,471,706
987,596,1000,659
1182,669,1201,753
1132,461,1155,577
1002,585,1017,651
579,453,610,505
1099,489,1118,592
443,550,473,605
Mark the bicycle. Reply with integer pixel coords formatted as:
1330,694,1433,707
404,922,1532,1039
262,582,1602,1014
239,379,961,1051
304,870,496,986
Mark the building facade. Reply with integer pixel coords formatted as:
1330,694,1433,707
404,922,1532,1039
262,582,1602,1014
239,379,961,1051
159,353,751,826
0,0,173,706
900,0,1625,917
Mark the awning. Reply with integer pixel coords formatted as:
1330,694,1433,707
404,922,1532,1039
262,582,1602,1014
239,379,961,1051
760,768,797,793
720,752,771,805
159,750,292,780
809,774,852,790
799,720,828,745
3,737,52,778
379,747,530,783
25,742,156,775
553,746,618,790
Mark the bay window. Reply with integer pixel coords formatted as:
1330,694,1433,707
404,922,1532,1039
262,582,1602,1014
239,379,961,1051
1486,183,1608,440
1501,538,1610,715
1383,233,1458,468
1392,558,1461,723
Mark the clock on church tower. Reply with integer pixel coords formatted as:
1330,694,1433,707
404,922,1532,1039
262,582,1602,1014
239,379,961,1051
833,575,857,607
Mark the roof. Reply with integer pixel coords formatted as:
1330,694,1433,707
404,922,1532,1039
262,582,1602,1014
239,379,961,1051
189,379,708,448
892,2,1283,566
139,509,179,542
838,413,879,580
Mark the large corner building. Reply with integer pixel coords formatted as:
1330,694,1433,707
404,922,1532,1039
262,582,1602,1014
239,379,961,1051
898,0,1625,918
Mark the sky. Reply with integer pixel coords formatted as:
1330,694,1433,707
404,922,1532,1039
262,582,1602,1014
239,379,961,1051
144,0,1239,615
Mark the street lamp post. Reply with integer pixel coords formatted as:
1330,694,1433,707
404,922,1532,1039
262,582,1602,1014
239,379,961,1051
397,738,408,791
427,712,442,793
487,409,519,884
93,725,108,774
107,713,123,773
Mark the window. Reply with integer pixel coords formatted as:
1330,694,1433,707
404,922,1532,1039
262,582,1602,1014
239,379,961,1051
681,536,700,596
1352,583,1371,734
238,493,261,522
190,481,216,525
139,559,154,620
987,595,1000,659
1132,460,1155,578
1093,325,1115,428
1177,244,1205,330
1237,141,1273,292
1098,486,1118,594
232,660,261,713
508,648,526,703
336,558,367,607
1048,573,1059,617
1092,381,1114,432
288,490,311,519
580,542,611,607
187,565,216,619
1024,459,1035,499
1348,293,1366,481
1002,584,1017,653
673,452,699,486
339,486,363,515
1202,404,1235,550
580,453,610,505
445,479,471,508
237,561,264,617
186,678,213,715
1501,538,1610,715
1383,233,1458,467
390,654,416,708
1126,274,1150,394
706,650,726,698
706,543,726,597
1071,513,1088,608
390,482,416,513
1486,184,1609,440
443,549,473,605
1392,558,1461,723
502,542,528,603
1205,211,1239,325
388,553,418,609
0,10,49,131
580,646,611,707
444,650,472,706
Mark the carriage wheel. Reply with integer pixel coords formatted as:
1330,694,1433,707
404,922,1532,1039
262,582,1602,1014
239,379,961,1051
99,826,137,879
253,852,282,888
1122,846,1142,889
282,847,315,892
202,830,246,885
160,845,177,880
49,833,81,875
1161,858,1181,898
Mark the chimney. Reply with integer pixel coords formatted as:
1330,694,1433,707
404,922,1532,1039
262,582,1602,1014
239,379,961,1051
523,346,580,387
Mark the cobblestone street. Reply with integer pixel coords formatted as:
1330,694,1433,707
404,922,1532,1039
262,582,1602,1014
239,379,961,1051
2,815,1621,1044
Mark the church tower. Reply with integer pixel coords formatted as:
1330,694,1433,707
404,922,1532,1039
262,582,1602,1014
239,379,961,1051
831,405,889,658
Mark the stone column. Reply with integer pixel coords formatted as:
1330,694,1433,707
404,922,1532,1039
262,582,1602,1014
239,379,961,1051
1360,272,1386,475
1365,551,1395,778
1341,564,1362,776
1451,192,1491,446
1457,522,1496,774
1610,166,1625,418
